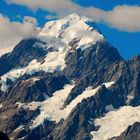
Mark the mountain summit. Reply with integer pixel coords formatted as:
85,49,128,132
39,13,104,50
0,13,104,92
0,14,140,140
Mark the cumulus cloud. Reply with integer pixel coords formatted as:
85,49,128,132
0,14,39,56
99,5,140,32
6,0,140,32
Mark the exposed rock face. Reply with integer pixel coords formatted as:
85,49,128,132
0,73,69,104
128,56,140,106
0,38,47,76
26,120,55,140
0,13,140,140
63,40,128,106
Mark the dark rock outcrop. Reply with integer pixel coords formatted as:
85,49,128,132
0,38,47,76
64,41,130,106
0,131,9,140
0,73,69,104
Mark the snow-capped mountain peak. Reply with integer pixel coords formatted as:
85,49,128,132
1,13,140,140
0,13,105,92
39,13,104,50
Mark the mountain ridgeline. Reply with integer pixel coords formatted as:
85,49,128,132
0,13,140,140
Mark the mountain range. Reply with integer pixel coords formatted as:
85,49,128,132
0,13,140,140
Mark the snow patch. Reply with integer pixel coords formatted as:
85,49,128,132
30,83,75,128
16,102,41,111
91,106,140,140
0,48,67,92
31,77,40,82
65,82,114,116
103,81,114,87
22,77,40,84
16,102,24,109
126,95,134,105
43,93,49,99
33,41,47,49
105,104,114,112
14,125,24,132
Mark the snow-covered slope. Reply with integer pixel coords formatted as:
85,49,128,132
16,81,114,129
0,49,67,92
91,106,140,140
39,13,104,50
0,13,104,92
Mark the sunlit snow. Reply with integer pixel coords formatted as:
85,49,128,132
39,13,104,50
16,81,114,129
91,106,140,140
0,47,67,92
0,13,104,92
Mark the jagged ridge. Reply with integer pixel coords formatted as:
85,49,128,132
0,13,140,140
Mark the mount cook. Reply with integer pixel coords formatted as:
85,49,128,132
0,13,140,140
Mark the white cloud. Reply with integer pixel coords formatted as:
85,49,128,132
6,0,140,32
0,14,39,56
99,5,140,32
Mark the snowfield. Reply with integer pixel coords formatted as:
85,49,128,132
91,105,140,140
30,83,75,128
16,81,114,129
39,13,104,49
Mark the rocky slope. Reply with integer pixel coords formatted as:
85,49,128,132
0,13,140,140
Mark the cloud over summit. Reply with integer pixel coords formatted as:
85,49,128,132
6,0,140,32
0,14,39,56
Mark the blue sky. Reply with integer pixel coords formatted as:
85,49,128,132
0,0,140,59
76,0,140,9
